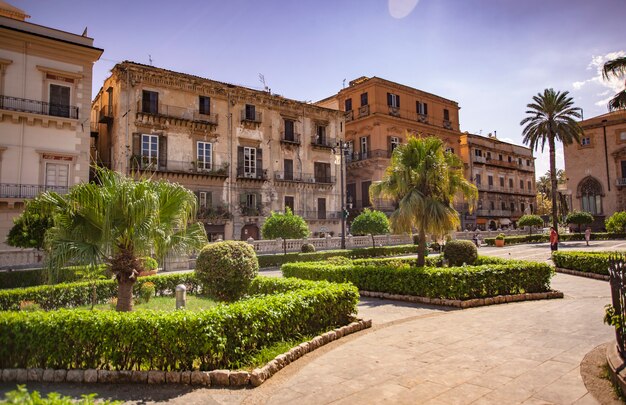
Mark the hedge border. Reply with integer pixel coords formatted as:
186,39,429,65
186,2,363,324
360,290,563,308
0,319,372,387
555,267,610,281
483,232,626,246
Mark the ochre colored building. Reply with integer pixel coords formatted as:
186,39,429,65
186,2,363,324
91,62,345,241
563,110,626,230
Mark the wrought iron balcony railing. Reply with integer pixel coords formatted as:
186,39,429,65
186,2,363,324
280,132,301,144
240,110,262,123
236,166,268,180
310,135,336,148
0,95,78,119
130,156,229,177
346,149,391,163
136,100,218,125
0,183,69,199
98,105,113,123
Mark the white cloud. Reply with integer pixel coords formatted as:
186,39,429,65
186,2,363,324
388,0,419,18
572,81,587,90
572,50,626,107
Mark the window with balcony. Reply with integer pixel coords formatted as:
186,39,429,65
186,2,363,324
199,96,210,115
244,104,257,121
315,125,327,144
510,202,515,211
317,197,326,219
45,162,69,188
314,162,331,183
360,92,368,106
284,159,293,181
198,191,212,209
443,109,450,121
501,201,506,210
197,141,212,171
360,136,369,158
244,147,256,177
389,136,400,153
49,84,71,118
142,90,158,114
490,201,495,210
416,101,428,115
285,196,295,212
141,134,159,167
387,93,400,108
284,119,295,142
475,174,481,185
345,98,352,111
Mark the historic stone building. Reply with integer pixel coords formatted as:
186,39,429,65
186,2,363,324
0,2,102,249
563,110,626,230
459,133,536,230
317,76,462,215
91,62,344,241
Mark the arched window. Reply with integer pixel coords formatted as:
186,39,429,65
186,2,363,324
577,176,603,215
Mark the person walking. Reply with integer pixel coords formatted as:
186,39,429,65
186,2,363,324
473,232,480,248
550,227,559,252
585,226,591,246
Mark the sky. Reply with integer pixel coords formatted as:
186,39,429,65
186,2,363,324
14,0,626,179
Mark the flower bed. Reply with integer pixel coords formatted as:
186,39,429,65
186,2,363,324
0,277,358,372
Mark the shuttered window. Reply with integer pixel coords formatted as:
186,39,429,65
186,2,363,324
49,84,70,118
197,141,212,170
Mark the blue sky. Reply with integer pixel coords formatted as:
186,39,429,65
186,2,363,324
15,0,626,178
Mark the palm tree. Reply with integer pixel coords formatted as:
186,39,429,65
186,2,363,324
36,167,207,311
371,136,478,266
603,56,626,111
520,89,583,235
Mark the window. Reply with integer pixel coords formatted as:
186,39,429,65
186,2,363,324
361,181,372,207
530,204,534,213
521,203,525,213
197,141,212,171
360,136,369,158
390,136,400,152
285,196,295,213
347,141,354,156
475,149,482,157
141,134,159,166
527,180,532,191
246,193,256,208
317,198,327,220
142,90,158,114
198,191,211,209
45,162,69,188
518,158,522,165
509,178,514,188
49,84,71,118
488,175,493,186
499,177,505,187
443,109,450,121
490,201,495,210
578,176,603,215
314,162,331,183
244,147,256,176
345,98,352,111
499,154,503,161
315,125,327,144
245,104,256,121
501,201,506,210
360,92,368,106
621,160,626,178
416,101,428,115
445,147,454,154
520,180,524,189
284,159,293,180
526,159,531,166
581,137,591,146
475,174,481,185
387,93,400,108
106,87,113,114
486,152,491,160
284,119,295,141
510,202,515,212
508,156,512,163
621,131,626,142
199,96,210,115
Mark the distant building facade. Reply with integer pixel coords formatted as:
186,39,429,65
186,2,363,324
459,133,536,230
0,2,102,249
91,62,344,241
563,110,626,230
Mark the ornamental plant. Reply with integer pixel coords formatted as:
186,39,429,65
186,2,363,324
606,211,626,233
517,214,544,236
139,282,155,304
6,196,55,251
301,243,316,253
442,239,478,266
195,241,259,301
495,233,505,241
261,207,310,254
565,210,594,233
350,208,391,248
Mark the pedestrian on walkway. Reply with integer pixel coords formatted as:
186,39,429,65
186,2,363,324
585,226,591,246
550,227,559,252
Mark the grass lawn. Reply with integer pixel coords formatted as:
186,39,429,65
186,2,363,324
80,295,217,312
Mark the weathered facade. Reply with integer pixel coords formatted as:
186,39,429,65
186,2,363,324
459,133,536,230
317,76,462,215
0,2,102,249
563,110,626,230
92,62,344,241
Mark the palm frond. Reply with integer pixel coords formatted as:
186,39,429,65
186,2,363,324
603,57,626,80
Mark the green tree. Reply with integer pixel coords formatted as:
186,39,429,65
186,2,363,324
261,207,310,254
6,197,54,251
521,89,583,237
349,208,390,248
371,136,478,266
35,167,207,312
603,56,626,111
606,211,626,233
565,210,594,233
517,214,544,236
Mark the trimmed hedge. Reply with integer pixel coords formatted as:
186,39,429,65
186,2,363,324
0,273,200,311
483,232,626,246
281,258,554,300
257,244,418,268
0,276,359,371
551,251,612,275
0,265,107,290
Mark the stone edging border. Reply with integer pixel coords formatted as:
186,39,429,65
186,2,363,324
555,267,609,281
605,342,626,396
360,290,564,308
0,319,372,388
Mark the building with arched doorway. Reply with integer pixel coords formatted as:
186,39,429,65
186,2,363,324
563,110,626,230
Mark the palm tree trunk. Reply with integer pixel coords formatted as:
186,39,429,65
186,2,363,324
417,228,426,267
548,136,559,236
116,277,135,312
111,248,140,312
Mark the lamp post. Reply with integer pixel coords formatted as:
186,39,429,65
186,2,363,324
602,119,610,192
334,141,350,249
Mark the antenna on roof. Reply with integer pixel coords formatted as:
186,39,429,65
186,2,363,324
81,27,88,37
148,55,153,66
342,79,346,89
258,73,270,93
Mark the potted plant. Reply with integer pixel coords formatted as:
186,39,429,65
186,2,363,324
495,233,505,247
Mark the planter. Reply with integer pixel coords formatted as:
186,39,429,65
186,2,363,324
495,239,505,247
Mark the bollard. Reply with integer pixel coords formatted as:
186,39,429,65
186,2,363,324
175,284,187,309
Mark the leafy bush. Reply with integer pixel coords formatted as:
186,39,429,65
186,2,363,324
261,208,310,254
195,241,259,301
0,265,107,290
0,277,358,371
517,215,544,235
19,300,41,312
301,243,316,253
327,256,352,265
350,209,390,248
443,240,478,266
565,211,594,232
495,233,505,241
551,251,612,275
139,282,155,303
282,259,554,300
2,385,120,405
606,211,626,233
429,242,441,253
141,257,158,271
257,244,418,268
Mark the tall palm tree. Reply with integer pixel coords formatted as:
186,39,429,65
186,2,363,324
371,136,478,266
35,167,207,311
520,89,583,235
603,56,626,111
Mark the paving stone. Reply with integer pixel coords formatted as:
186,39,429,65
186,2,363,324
27,368,43,382
83,369,98,383
66,370,84,383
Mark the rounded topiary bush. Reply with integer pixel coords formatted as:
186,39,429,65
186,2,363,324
443,239,478,266
301,243,316,253
195,241,259,301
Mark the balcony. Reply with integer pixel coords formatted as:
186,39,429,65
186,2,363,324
0,183,69,199
240,110,262,123
417,113,429,124
240,204,265,217
473,155,486,164
388,106,400,117
0,95,78,119
130,156,229,177
280,132,301,145
98,105,113,123
358,105,370,118
236,167,268,181
485,157,519,169
136,101,218,127
310,135,336,149
476,209,512,217
443,119,453,129
346,149,391,163
617,178,626,187
192,111,218,125
289,210,342,220
345,110,354,122
197,204,232,223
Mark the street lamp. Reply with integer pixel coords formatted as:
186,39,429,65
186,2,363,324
334,141,350,249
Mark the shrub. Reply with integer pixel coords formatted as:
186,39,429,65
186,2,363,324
139,282,155,303
2,385,120,405
518,215,544,235
443,240,478,266
429,242,441,253
0,265,107,290
301,243,316,253
141,257,158,271
551,251,612,275
565,211,594,232
326,256,352,265
606,211,626,233
0,277,358,371
261,208,310,254
350,209,390,248
495,233,505,241
19,300,41,312
195,241,259,301
282,259,554,300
